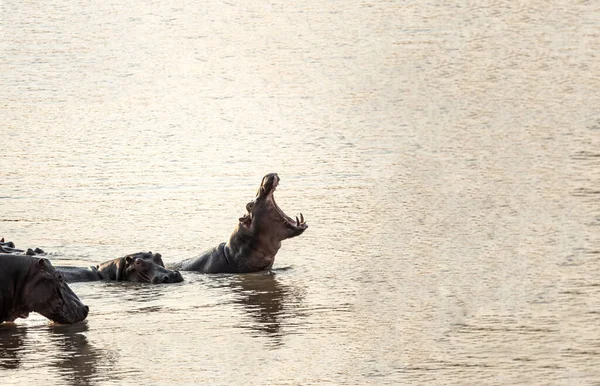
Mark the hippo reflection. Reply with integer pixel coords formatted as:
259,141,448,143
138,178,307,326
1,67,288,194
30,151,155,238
57,252,183,284
49,323,114,386
230,272,305,341
171,173,308,273
0,254,89,324
0,325,27,369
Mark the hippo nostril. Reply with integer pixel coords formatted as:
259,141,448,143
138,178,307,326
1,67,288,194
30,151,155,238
163,276,170,283
171,271,183,282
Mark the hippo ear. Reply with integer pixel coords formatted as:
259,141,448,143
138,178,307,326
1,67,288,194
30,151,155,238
115,257,131,282
37,258,52,271
152,253,164,267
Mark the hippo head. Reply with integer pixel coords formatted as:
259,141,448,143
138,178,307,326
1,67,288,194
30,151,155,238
121,252,184,284
23,258,89,324
239,173,308,244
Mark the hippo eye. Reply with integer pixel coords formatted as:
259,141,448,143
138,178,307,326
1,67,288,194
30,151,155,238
55,272,64,282
246,201,254,212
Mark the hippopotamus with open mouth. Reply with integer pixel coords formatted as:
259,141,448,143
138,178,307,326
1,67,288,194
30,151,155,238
170,173,308,273
0,254,89,324
57,252,184,284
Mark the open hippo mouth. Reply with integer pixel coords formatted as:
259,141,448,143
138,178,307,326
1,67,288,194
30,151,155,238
241,173,308,234
269,177,308,231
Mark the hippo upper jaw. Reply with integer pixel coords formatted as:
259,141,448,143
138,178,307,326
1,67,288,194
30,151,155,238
242,173,308,240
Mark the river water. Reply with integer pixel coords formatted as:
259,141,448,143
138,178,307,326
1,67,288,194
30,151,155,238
1,0,599,385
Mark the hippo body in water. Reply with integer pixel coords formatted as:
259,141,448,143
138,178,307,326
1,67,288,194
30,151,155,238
0,238,45,256
0,254,89,324
170,173,308,273
57,252,183,284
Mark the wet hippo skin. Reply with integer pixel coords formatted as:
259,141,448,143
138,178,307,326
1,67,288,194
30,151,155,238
0,254,89,324
57,252,183,284
170,173,308,273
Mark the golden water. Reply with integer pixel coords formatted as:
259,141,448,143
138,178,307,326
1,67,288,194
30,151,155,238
1,0,599,384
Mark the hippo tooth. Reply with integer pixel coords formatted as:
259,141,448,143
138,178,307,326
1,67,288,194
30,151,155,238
296,216,300,226
300,213,304,224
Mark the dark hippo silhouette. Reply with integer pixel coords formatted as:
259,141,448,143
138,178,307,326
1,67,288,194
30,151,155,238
0,254,89,324
57,252,183,284
0,238,45,256
170,173,308,273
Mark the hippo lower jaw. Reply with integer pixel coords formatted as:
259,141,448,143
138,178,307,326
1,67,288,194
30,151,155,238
46,305,89,325
271,197,308,233
258,178,308,239
151,271,184,284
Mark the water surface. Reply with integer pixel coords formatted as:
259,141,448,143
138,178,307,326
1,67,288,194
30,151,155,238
1,0,599,384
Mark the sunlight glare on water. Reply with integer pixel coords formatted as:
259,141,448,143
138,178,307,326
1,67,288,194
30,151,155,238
1,0,599,384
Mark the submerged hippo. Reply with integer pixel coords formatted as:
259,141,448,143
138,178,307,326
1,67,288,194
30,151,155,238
0,254,89,324
0,238,45,256
170,173,308,273
57,252,183,284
